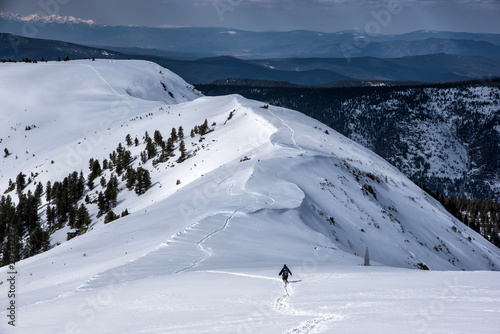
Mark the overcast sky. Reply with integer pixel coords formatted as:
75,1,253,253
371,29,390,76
1,0,499,34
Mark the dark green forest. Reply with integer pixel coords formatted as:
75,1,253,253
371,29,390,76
421,184,500,248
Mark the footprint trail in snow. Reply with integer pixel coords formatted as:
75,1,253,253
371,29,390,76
274,281,344,334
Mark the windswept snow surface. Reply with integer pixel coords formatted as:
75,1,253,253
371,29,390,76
0,60,499,333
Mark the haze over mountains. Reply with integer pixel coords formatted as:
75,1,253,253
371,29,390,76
1,11,500,59
2,32,500,85
1,10,500,85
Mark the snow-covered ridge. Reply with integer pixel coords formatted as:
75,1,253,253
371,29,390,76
0,59,499,270
0,60,499,334
0,11,96,25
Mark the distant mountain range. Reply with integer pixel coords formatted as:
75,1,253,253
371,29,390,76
146,54,500,84
1,11,500,60
0,11,96,25
2,11,500,84
0,33,124,60
2,33,500,85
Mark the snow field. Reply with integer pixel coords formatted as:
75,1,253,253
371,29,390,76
0,60,499,333
3,266,499,333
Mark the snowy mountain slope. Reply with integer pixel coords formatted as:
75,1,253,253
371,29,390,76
0,60,200,183
202,82,500,201
339,85,500,201
0,60,499,333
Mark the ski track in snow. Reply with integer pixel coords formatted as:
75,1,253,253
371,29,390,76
175,208,240,274
78,206,243,289
87,64,123,96
76,220,202,290
267,108,303,151
203,270,278,281
196,269,345,333
273,283,344,334
78,178,266,289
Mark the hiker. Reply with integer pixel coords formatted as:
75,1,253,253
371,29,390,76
279,264,292,283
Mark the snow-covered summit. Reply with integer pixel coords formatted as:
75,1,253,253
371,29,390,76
0,11,96,25
0,60,499,333
0,59,200,180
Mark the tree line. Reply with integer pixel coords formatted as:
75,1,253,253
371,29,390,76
421,184,500,248
0,117,214,265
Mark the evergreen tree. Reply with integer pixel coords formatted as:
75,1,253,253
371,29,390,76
75,204,91,230
0,195,22,265
105,174,119,209
109,151,117,166
100,176,107,188
46,205,56,230
144,131,151,144
178,126,184,139
145,137,156,160
91,159,102,178
116,150,132,175
125,134,133,147
16,172,26,195
154,130,163,147
34,182,44,207
177,140,187,162
55,197,69,227
135,167,151,195
125,167,137,190
97,192,105,217
170,127,178,142
115,159,124,176
117,142,125,156
165,137,174,156
26,225,50,256
140,151,148,164
87,174,95,190
104,210,119,224
199,119,209,135
77,171,86,197
68,204,77,229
